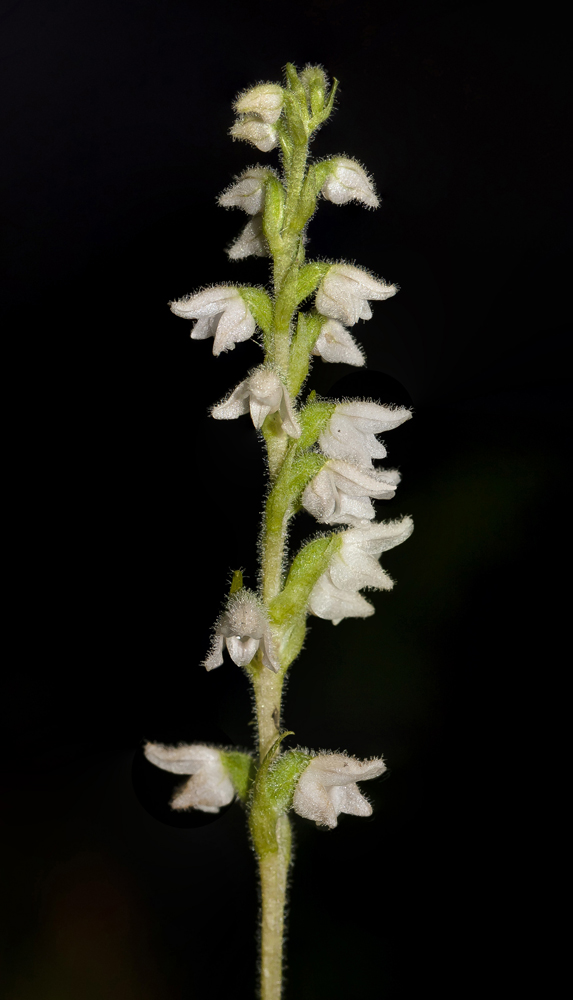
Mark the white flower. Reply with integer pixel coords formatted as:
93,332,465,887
203,590,280,673
169,286,255,356
302,459,400,526
234,84,284,124
321,158,379,209
143,742,235,813
315,264,397,327
311,319,365,366
230,118,278,152
293,752,387,828
228,214,269,260
211,367,301,438
319,400,412,469
218,167,271,215
308,517,414,623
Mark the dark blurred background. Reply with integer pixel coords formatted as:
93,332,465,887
1,1,570,997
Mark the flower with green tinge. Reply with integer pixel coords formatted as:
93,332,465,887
234,84,284,124
315,263,397,326
218,166,272,215
319,400,412,469
169,286,255,355
144,742,235,813
308,516,414,623
321,158,379,209
211,367,301,438
302,459,400,526
230,117,278,152
293,752,387,828
311,319,365,366
203,589,280,673
228,214,269,260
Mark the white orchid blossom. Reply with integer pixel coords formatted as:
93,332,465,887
234,84,284,124
203,589,280,673
308,517,414,623
230,117,278,152
315,263,397,326
169,286,255,356
228,214,269,260
293,752,387,828
211,367,301,437
321,158,379,209
311,319,365,366
143,742,235,813
218,167,271,215
302,459,400,526
319,400,412,468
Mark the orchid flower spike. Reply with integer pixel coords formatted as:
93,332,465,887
315,264,397,326
211,367,301,437
293,752,387,828
302,459,400,526
319,400,412,469
321,158,379,209
203,589,280,673
311,319,365,366
143,742,236,813
308,516,414,623
218,167,272,215
169,286,256,356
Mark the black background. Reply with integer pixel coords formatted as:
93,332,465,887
1,1,570,997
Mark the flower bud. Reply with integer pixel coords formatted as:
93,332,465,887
234,84,284,124
321,158,379,208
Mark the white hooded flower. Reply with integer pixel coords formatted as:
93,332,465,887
302,459,400,526
319,401,412,469
203,589,280,673
169,286,255,356
321,158,379,209
311,319,365,366
293,752,387,828
211,367,301,438
228,214,269,260
143,742,235,813
315,264,397,327
230,118,278,152
218,167,271,215
308,517,414,623
234,84,284,124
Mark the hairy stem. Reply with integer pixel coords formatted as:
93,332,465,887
258,817,291,1000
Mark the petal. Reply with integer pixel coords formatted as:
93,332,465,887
143,742,221,775
278,387,302,439
329,782,373,817
308,574,374,621
218,167,269,214
169,286,238,319
203,634,225,671
226,635,260,667
312,320,366,366
170,764,235,813
227,215,269,260
292,770,339,828
211,379,251,420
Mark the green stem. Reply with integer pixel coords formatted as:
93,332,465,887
258,817,291,1000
